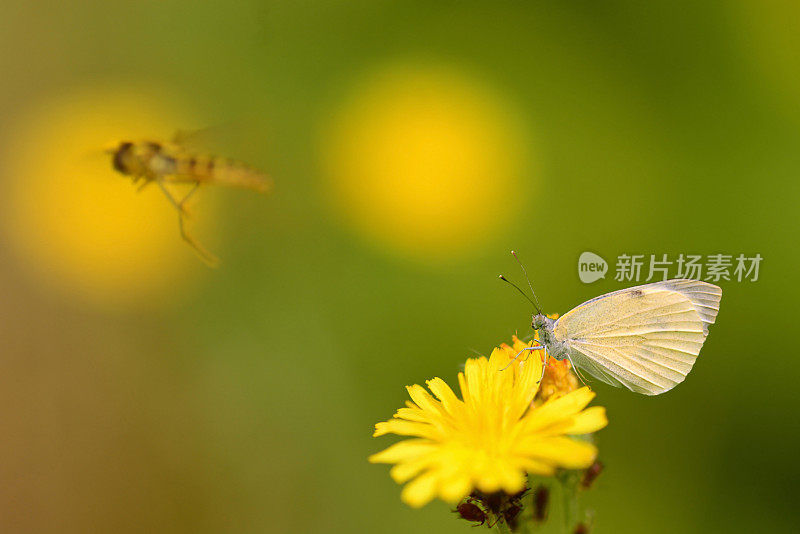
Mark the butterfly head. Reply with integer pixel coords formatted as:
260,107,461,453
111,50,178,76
531,313,549,331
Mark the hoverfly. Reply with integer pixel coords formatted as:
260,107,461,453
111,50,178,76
108,133,271,266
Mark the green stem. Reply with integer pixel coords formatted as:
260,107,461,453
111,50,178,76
493,516,512,534
562,487,572,533
560,475,579,534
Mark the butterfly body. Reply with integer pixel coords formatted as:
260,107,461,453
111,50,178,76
531,314,569,361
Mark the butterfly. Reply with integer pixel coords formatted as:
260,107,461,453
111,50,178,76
502,254,722,395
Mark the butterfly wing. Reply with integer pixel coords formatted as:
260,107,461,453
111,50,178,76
553,279,722,395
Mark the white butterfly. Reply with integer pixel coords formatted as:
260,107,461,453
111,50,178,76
509,277,722,395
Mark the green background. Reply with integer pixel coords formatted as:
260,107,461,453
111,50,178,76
0,2,797,533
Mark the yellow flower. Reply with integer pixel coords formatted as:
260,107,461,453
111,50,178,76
369,337,608,508
497,335,578,406
534,357,580,406
319,62,531,263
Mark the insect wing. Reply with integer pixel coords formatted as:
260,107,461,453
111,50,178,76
553,280,721,395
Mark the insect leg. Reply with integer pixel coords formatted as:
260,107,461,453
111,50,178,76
178,182,201,212
564,352,593,391
177,213,220,267
156,180,191,216
538,348,548,383
500,344,545,372
157,180,219,267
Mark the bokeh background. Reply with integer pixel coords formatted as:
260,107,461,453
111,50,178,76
0,2,797,533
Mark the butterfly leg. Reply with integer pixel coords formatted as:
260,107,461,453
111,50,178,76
538,348,549,383
500,345,545,372
564,352,592,391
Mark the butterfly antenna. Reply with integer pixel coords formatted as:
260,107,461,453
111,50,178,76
510,250,543,314
498,275,539,310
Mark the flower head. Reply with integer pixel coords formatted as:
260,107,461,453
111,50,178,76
534,357,580,406
369,337,608,507
319,63,530,262
496,336,579,406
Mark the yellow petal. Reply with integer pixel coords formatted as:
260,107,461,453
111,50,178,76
390,455,436,483
463,358,486,405
401,471,439,508
562,406,608,435
512,335,534,353
522,387,595,432
524,436,597,469
496,461,526,494
406,384,444,416
438,473,472,503
394,407,431,423
469,451,525,494
488,346,510,372
508,356,541,412
368,439,435,464
373,420,438,439
475,476,502,494
544,386,595,415
515,457,556,476
425,377,462,414
457,371,469,404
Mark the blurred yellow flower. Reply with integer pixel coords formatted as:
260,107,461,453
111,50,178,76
369,337,607,508
320,63,530,262
0,85,216,309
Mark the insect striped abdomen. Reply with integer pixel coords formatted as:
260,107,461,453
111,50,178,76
174,154,270,193
208,160,271,193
